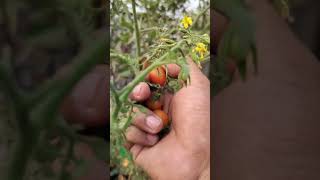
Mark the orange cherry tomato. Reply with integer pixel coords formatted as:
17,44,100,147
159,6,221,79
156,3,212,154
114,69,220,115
153,110,169,127
146,98,162,110
148,67,166,86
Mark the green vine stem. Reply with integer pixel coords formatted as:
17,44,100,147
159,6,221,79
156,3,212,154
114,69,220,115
59,139,75,180
110,53,138,75
110,82,121,127
7,129,36,180
131,0,141,57
191,6,210,30
0,47,35,180
140,27,159,33
132,0,141,58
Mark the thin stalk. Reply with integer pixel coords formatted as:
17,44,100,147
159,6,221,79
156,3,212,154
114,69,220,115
121,105,133,130
7,139,33,180
7,119,36,180
131,0,141,57
0,0,17,48
59,139,75,180
0,64,22,105
110,53,138,75
140,27,159,33
110,83,121,125
0,49,36,180
191,6,210,30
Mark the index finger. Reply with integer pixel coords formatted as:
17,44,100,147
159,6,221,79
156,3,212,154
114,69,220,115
162,64,181,78
129,82,151,102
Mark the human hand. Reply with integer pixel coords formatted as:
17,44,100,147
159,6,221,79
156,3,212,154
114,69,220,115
56,64,108,180
126,58,210,180
60,64,108,127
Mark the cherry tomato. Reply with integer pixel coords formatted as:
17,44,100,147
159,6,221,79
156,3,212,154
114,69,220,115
153,110,169,127
148,67,166,86
146,97,162,110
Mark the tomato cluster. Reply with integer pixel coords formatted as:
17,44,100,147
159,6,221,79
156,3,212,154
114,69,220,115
140,59,184,128
143,65,170,128
145,96,169,127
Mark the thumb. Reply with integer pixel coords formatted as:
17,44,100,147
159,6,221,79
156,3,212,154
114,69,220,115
169,57,210,144
186,57,210,88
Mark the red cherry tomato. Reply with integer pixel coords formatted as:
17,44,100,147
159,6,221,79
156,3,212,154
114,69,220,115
148,67,166,86
146,97,162,110
153,110,169,127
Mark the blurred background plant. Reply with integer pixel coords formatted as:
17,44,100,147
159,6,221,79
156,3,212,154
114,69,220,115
0,0,108,179
110,0,209,179
212,0,320,95
212,0,292,95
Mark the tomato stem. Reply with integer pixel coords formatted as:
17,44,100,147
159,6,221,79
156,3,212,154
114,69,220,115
132,0,141,57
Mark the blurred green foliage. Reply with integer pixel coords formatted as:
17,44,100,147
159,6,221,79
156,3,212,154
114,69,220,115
0,0,107,179
212,0,291,95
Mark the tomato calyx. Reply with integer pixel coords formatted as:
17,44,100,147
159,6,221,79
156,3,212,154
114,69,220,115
145,93,162,110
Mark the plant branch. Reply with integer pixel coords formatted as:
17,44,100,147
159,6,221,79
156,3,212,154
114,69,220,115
7,112,36,180
0,0,17,48
131,0,141,57
0,46,36,180
140,27,159,33
110,52,138,75
0,63,22,106
111,82,121,126
59,139,75,180
191,6,210,30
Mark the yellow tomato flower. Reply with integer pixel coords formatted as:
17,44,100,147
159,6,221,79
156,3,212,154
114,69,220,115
193,42,207,59
181,16,193,29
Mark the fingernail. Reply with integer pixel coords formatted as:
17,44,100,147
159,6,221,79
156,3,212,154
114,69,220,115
147,134,158,145
146,116,161,130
